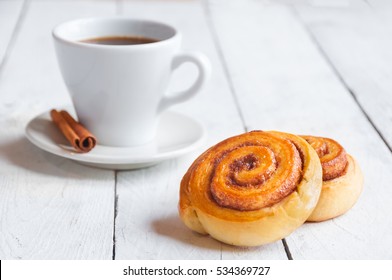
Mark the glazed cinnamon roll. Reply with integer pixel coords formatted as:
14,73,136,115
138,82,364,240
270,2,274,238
301,136,363,222
179,131,322,247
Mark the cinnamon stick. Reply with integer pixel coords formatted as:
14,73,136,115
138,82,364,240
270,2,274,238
50,109,97,152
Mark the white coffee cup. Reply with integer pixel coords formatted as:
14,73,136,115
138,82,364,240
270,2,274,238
52,17,210,147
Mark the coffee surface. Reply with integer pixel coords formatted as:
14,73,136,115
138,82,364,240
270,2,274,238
80,36,158,45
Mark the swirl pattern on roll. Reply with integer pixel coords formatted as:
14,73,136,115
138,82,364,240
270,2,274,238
301,136,347,181
301,135,363,222
179,130,323,246
209,132,303,211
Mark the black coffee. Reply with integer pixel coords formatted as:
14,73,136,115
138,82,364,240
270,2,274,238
80,35,158,45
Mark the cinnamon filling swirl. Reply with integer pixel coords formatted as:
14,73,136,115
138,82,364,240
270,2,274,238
302,136,348,181
208,132,303,211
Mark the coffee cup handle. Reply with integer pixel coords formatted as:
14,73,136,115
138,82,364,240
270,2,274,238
158,51,211,113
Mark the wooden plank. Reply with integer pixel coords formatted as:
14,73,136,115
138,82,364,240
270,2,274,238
295,2,392,150
0,0,117,259
114,0,287,259
366,0,392,41
208,0,392,259
0,0,23,65
367,0,392,8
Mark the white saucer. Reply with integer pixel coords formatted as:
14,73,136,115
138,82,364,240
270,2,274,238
25,110,205,170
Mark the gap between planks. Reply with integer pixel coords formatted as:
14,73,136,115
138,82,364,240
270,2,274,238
201,0,248,133
290,6,392,154
0,0,30,78
112,170,119,260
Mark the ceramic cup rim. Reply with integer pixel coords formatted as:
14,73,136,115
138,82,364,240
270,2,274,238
52,17,179,49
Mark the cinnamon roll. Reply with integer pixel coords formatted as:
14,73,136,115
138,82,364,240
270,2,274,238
179,131,322,247
301,136,363,222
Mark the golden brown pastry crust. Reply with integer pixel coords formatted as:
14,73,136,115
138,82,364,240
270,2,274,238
179,131,322,246
302,136,364,222
307,155,363,222
301,136,347,181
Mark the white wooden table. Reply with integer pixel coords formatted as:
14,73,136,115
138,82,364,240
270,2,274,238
1,0,392,260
